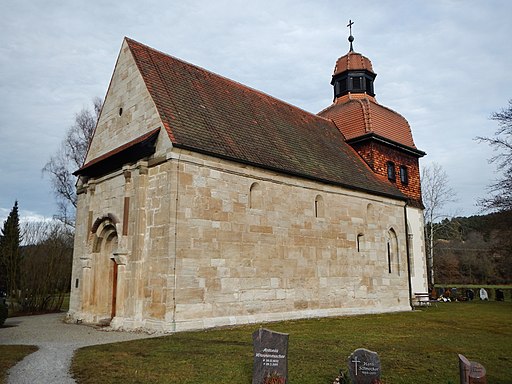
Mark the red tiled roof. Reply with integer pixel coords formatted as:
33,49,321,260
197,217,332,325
125,38,405,200
319,95,418,150
333,51,375,76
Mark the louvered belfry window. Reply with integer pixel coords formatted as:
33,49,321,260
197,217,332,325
400,165,409,185
387,161,396,181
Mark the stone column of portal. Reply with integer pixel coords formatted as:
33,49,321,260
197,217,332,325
83,181,97,317
130,160,149,325
111,166,133,321
73,179,95,321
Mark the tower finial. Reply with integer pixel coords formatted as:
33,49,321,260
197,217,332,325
347,19,354,52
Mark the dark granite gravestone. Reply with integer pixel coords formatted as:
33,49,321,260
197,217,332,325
458,354,487,384
347,348,381,384
252,328,289,384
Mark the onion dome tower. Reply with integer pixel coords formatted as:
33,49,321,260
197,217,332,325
319,21,425,207
331,20,377,101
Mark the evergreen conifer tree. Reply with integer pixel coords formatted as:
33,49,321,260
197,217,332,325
0,201,22,305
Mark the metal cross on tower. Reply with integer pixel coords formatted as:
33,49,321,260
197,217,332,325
347,19,354,35
347,19,355,51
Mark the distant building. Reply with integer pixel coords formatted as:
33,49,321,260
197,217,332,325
68,33,427,332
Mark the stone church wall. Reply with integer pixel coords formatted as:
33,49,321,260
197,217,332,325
167,150,411,331
69,148,414,332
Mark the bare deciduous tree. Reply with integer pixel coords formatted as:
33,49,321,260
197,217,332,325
20,220,73,313
43,97,102,226
476,100,512,281
421,162,457,287
477,99,512,212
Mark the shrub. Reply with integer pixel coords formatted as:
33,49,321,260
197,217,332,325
0,300,8,327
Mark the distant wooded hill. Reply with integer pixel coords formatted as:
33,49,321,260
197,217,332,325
433,211,512,285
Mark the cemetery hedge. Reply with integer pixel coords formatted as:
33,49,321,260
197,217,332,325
71,301,512,384
0,303,7,327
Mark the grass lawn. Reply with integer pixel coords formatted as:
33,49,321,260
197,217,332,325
72,301,512,383
0,345,38,384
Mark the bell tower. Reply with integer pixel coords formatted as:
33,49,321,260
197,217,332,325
319,21,425,208
331,20,376,100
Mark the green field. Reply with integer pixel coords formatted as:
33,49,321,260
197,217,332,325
72,301,511,383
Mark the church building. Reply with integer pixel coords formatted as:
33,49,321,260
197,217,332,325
68,30,427,332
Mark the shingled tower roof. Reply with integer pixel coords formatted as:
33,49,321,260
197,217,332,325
123,38,404,200
333,51,375,76
319,96,419,150
319,41,422,154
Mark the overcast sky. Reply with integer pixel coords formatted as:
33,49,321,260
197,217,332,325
1,0,511,223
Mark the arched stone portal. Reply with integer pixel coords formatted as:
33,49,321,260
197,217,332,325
87,215,120,324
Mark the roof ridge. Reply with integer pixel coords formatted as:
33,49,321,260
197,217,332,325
116,38,405,200
125,37,322,122
362,97,373,133
351,98,373,133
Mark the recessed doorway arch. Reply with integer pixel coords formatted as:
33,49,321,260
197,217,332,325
89,215,120,322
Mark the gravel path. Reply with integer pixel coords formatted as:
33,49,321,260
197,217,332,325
0,313,160,384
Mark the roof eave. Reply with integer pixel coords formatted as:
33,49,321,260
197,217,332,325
346,133,426,157
74,128,160,178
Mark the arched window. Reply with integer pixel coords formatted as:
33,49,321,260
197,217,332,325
249,182,262,209
314,195,324,218
387,228,399,275
366,203,375,223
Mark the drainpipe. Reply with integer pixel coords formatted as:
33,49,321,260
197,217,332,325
404,203,413,309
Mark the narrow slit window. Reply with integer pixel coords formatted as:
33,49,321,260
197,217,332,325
357,234,364,252
387,242,392,273
314,195,324,218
